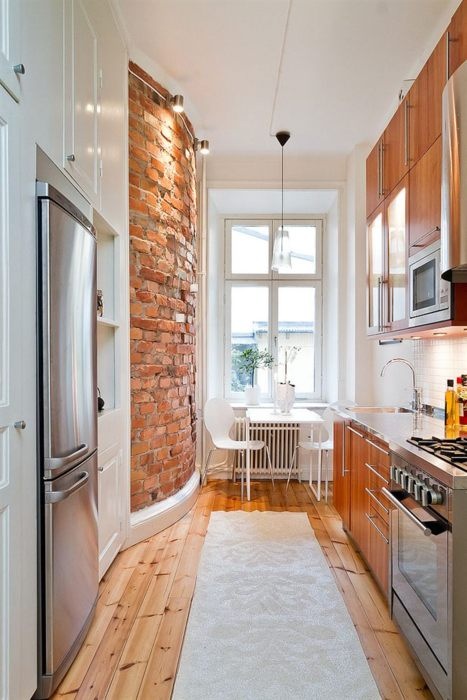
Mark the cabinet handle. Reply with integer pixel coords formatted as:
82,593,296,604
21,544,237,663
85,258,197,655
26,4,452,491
347,425,365,438
67,154,76,162
365,487,390,513
364,437,389,455
404,100,409,166
410,226,441,247
446,31,450,82
365,513,389,544
14,420,26,430
13,63,25,75
364,462,389,484
378,276,382,332
377,141,383,198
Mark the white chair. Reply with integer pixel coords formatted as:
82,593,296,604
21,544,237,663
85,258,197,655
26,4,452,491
202,398,274,498
286,407,334,501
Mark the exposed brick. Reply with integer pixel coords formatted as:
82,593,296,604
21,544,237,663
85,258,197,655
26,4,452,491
129,63,197,513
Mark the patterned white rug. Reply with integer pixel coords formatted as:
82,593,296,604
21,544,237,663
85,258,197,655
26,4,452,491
173,511,381,700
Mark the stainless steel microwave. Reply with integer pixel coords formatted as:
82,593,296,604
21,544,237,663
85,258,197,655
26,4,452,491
409,241,451,326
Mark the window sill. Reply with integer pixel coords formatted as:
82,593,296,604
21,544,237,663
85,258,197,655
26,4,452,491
229,401,328,410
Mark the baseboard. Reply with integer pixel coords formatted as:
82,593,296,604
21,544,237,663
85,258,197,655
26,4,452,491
124,470,200,549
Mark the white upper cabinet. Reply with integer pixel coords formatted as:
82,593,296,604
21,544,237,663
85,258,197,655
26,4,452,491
64,0,100,205
0,0,22,100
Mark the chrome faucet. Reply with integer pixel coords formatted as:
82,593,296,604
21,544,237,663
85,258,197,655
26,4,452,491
380,358,422,413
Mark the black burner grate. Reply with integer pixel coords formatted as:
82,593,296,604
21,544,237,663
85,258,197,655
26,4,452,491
408,436,467,465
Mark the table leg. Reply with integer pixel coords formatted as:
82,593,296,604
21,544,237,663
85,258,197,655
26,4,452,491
246,447,251,501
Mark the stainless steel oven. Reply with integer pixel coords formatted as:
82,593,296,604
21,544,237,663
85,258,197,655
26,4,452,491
409,240,451,326
384,452,451,699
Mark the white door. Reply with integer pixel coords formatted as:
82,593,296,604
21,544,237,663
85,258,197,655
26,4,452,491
0,89,37,698
0,0,21,101
98,446,123,579
64,0,100,205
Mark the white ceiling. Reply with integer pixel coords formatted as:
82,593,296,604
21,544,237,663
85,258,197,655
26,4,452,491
115,0,460,158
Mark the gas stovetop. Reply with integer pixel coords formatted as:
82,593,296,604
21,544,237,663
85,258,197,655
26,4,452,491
408,435,467,467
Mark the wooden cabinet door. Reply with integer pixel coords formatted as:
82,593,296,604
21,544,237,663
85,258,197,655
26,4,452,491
384,99,409,196
365,437,391,597
368,508,389,597
366,138,384,218
408,67,428,166
348,424,370,562
332,416,350,530
426,35,447,149
367,203,385,335
386,174,409,332
448,1,467,78
409,137,441,254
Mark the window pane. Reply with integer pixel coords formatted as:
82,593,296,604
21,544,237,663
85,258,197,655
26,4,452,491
277,287,315,394
230,287,269,393
279,225,316,274
231,225,269,274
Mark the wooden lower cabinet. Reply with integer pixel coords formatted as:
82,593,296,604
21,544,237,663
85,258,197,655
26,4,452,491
333,420,392,597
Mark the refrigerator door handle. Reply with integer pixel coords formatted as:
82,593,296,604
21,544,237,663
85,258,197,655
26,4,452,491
45,471,89,504
45,443,88,471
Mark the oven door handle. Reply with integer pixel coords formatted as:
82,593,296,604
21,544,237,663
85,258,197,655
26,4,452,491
382,487,432,537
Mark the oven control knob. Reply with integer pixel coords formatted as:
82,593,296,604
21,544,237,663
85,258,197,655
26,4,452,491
414,482,423,501
421,486,429,507
406,475,415,494
427,488,443,506
390,465,398,482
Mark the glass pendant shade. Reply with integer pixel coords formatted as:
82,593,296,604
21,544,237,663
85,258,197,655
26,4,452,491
271,227,292,271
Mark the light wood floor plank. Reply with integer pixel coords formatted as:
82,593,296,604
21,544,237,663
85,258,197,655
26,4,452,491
53,479,432,700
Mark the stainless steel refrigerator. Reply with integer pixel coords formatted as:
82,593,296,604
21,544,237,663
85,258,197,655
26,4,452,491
35,182,98,698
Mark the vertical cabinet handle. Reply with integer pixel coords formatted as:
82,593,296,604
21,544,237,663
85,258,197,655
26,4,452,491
13,64,25,75
446,31,450,82
67,154,75,162
378,277,383,332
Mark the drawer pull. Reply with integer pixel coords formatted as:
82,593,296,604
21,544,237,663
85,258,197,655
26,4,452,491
347,425,365,438
364,437,389,455
365,513,389,544
365,487,389,514
364,462,389,484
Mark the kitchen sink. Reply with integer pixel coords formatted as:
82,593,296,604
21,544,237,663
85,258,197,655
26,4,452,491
346,406,413,414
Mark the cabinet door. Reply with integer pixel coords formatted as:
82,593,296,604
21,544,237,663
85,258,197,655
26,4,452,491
426,35,447,150
98,447,123,579
332,416,350,529
386,174,409,331
367,507,389,597
366,138,384,218
0,0,21,101
384,99,409,196
64,0,100,205
448,2,467,78
408,66,428,165
348,425,370,561
367,203,385,335
0,91,36,699
409,137,441,254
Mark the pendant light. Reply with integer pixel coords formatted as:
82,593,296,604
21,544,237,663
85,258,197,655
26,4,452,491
271,130,292,272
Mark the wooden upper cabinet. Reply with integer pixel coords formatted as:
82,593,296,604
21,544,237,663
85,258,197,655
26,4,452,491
386,174,409,332
409,137,441,254
366,138,384,218
408,66,428,165
427,35,447,148
448,0,467,78
384,98,409,196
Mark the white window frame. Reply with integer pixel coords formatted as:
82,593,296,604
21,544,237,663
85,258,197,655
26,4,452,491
224,217,323,401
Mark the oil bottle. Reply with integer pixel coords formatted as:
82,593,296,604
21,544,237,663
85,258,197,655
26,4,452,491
445,379,459,429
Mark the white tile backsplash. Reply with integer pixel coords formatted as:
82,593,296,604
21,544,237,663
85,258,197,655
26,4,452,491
414,338,467,409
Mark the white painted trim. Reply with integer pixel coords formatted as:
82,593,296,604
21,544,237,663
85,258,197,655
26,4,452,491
124,471,200,548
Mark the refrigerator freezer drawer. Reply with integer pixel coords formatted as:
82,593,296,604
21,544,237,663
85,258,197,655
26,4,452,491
39,193,97,479
43,452,98,677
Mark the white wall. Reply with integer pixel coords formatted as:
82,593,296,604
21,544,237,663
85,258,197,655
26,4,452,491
323,193,340,403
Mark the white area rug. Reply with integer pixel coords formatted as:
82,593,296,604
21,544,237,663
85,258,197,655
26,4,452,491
173,511,381,700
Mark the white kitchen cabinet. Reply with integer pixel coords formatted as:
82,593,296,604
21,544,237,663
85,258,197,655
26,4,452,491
98,444,124,579
0,89,37,700
0,0,22,101
64,0,100,205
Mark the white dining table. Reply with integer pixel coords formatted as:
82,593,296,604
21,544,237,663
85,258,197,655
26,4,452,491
245,408,324,501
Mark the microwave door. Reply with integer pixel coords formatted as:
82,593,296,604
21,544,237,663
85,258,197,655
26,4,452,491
411,256,438,317
40,199,97,479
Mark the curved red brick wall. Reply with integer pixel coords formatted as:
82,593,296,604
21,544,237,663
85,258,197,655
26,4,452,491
128,62,197,512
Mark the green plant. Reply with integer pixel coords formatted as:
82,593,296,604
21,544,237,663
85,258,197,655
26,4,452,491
234,347,274,387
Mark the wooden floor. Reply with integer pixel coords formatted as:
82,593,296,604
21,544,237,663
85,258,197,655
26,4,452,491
52,480,433,700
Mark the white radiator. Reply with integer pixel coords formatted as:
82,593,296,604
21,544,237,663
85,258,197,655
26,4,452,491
234,418,300,478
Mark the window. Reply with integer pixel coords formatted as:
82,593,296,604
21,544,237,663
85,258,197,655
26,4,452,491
224,218,323,400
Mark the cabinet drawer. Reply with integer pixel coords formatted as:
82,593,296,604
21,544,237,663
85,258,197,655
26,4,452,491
365,481,390,524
